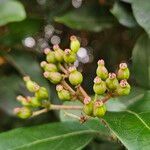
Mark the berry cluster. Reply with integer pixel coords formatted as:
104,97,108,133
14,35,131,121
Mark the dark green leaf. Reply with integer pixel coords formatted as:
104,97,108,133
110,2,137,27
0,0,26,26
0,74,22,114
0,120,106,150
6,50,48,88
132,0,150,36
132,33,150,89
55,2,115,32
0,18,43,46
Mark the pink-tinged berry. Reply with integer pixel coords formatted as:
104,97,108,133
44,48,56,63
43,71,62,84
93,76,107,95
16,95,31,106
83,97,93,116
63,49,76,63
35,87,48,100
96,59,108,80
40,61,58,72
53,45,64,62
14,107,32,119
70,35,80,53
23,76,40,92
116,80,131,96
93,100,106,118
117,63,130,80
106,73,119,91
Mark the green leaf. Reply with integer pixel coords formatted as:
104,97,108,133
6,50,48,88
0,0,26,26
55,2,115,32
0,120,106,150
104,110,150,150
60,101,83,121
110,2,137,27
132,0,150,36
0,18,43,46
132,33,150,89
103,89,150,150
0,74,22,115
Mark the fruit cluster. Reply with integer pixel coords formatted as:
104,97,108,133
14,35,131,121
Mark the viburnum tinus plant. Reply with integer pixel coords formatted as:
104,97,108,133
14,35,131,121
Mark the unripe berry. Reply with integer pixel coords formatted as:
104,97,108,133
53,45,64,62
23,76,40,92
35,87,48,100
43,71,62,84
70,35,80,53
93,77,106,95
116,80,131,96
44,48,57,63
56,85,71,101
96,59,108,80
106,73,119,90
28,96,41,107
117,63,130,80
63,49,76,63
83,97,93,116
93,101,106,118
68,66,83,86
14,107,32,119
16,95,31,106
40,61,58,72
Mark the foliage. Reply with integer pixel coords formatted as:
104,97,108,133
0,0,150,150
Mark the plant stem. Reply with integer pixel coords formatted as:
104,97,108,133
51,104,82,110
31,104,83,117
59,64,69,75
77,85,89,98
101,94,111,103
61,80,76,95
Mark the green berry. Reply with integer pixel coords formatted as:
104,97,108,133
44,48,57,63
63,49,76,63
96,59,108,80
16,95,31,106
106,73,119,90
70,35,80,53
40,61,58,72
93,101,106,118
14,107,32,119
116,80,131,96
53,45,64,62
43,71,62,84
93,77,106,95
35,87,48,100
56,85,71,101
117,63,130,80
29,97,41,107
23,76,40,92
69,66,83,86
83,97,93,116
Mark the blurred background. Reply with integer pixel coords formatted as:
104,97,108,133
0,0,148,149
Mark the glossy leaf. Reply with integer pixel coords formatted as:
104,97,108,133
110,2,137,27
132,34,150,89
104,110,150,150
55,2,115,32
132,0,150,36
0,0,26,26
0,120,106,150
